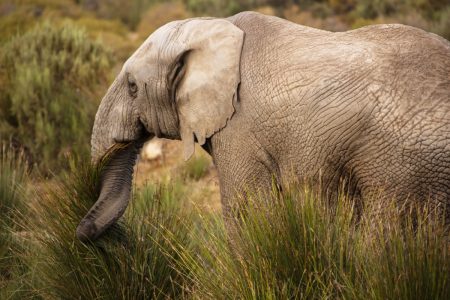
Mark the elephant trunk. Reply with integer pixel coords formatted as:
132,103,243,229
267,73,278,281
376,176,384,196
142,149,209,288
76,142,140,242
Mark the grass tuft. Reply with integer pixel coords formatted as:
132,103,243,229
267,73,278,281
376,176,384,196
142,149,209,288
173,185,450,299
180,154,210,181
0,144,29,299
13,158,192,299
2,150,448,299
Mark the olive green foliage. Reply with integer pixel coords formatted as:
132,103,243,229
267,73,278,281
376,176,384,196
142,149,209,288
182,0,450,39
183,0,289,16
427,6,450,40
1,0,447,176
183,0,243,16
78,0,162,30
351,0,448,20
174,187,450,299
0,0,132,58
0,21,112,172
0,0,80,43
350,0,450,39
315,0,450,39
0,145,29,299
292,0,449,19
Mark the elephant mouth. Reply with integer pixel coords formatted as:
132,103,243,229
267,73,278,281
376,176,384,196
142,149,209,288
76,136,150,242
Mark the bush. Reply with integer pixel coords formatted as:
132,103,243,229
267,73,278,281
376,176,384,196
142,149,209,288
430,6,450,40
0,0,83,43
73,16,134,60
136,1,189,41
352,0,402,19
349,0,450,36
79,0,162,30
327,0,356,14
183,0,288,16
0,21,112,172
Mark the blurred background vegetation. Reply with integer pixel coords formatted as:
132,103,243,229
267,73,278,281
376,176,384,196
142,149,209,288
0,0,449,174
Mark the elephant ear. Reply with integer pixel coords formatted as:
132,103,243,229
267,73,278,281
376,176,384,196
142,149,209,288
175,19,244,160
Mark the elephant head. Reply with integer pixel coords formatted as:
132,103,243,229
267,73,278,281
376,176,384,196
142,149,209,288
76,19,244,242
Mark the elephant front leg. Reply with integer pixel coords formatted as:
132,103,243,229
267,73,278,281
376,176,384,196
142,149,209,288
214,153,276,259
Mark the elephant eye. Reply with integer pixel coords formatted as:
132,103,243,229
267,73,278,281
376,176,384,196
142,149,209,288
128,80,138,97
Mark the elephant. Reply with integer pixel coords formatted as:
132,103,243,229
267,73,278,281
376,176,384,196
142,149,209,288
76,11,450,242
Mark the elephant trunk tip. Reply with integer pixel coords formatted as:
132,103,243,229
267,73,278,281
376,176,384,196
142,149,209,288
76,219,98,243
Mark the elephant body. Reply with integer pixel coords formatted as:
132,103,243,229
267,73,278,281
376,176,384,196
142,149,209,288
212,12,450,216
77,12,450,242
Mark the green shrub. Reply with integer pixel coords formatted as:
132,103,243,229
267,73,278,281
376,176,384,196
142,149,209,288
136,1,190,42
349,0,450,33
73,16,134,60
78,0,162,30
352,0,401,19
430,6,450,40
327,0,356,14
183,0,288,16
183,0,232,16
0,21,112,172
407,0,450,20
0,0,83,43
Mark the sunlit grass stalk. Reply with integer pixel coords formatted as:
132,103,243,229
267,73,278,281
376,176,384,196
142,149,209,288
170,185,449,299
0,145,29,299
2,150,448,299
14,156,192,299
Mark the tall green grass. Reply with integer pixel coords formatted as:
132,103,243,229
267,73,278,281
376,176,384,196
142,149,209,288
1,155,448,299
0,145,29,299
12,159,193,299
173,186,449,299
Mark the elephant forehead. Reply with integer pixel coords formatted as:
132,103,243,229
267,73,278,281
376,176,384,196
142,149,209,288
123,48,159,76
124,56,160,82
123,21,187,80
128,21,185,63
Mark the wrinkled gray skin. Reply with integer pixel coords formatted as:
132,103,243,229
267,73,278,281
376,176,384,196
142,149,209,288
77,12,450,242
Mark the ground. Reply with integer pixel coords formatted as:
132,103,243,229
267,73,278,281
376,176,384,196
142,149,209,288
134,139,222,212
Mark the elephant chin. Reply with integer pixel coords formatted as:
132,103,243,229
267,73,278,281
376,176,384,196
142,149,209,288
76,142,142,242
